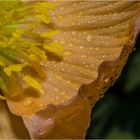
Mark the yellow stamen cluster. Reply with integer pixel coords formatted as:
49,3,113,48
0,1,63,99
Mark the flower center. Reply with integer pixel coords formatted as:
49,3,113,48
0,1,63,99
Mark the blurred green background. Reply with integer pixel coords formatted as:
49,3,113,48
86,33,140,139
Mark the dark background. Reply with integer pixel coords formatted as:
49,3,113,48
86,33,140,139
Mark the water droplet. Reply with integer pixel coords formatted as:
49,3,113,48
87,35,92,42
82,55,86,58
61,68,64,72
64,51,72,56
91,64,94,68
72,31,76,35
61,40,65,44
85,65,89,68
73,3,77,7
60,23,63,26
80,70,83,73
79,46,84,49
72,83,79,88
104,76,109,83
40,89,45,96
55,96,59,100
48,78,52,81
58,16,63,20
60,7,64,10
61,91,66,95
71,22,75,26
78,14,82,18
24,98,32,107
83,61,86,65
100,94,104,98
39,104,44,108
40,61,45,66
56,75,63,80
95,47,99,51
133,47,136,52
54,88,59,92
68,43,73,47
88,21,91,24
38,128,43,135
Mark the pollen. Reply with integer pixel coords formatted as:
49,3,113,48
0,1,63,98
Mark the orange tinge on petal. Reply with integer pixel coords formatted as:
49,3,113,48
1,1,140,139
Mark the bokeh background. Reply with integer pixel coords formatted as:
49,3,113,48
86,33,140,139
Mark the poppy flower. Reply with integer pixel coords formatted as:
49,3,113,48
0,1,139,139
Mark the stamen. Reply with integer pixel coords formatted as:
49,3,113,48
0,1,63,98
23,75,41,91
